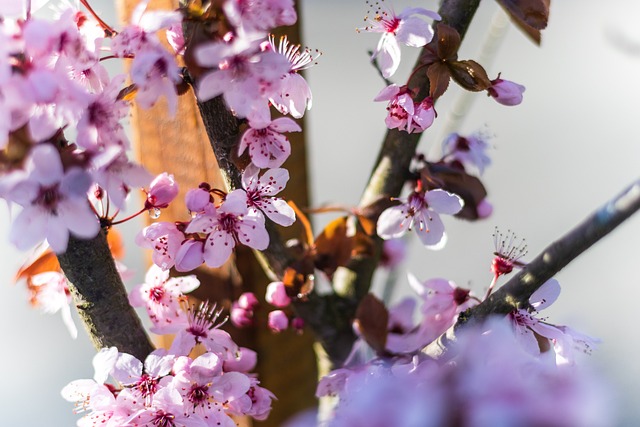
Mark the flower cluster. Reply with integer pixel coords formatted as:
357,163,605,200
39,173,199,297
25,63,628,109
62,343,274,427
317,318,612,427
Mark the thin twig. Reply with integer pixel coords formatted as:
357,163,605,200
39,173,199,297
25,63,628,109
424,178,640,358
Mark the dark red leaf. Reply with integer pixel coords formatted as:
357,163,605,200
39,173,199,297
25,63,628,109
354,294,389,353
421,162,488,221
434,23,461,60
314,216,374,278
448,60,492,92
496,0,550,45
427,62,451,100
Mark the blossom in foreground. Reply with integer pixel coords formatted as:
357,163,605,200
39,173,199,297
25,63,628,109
318,319,614,427
267,35,318,118
377,189,463,249
7,144,100,253
128,264,200,334
361,5,441,78
241,164,296,226
238,117,301,168
374,84,435,133
186,189,269,268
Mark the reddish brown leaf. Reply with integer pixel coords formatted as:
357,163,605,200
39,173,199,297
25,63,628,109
421,162,488,221
15,249,60,283
496,0,550,45
282,257,315,298
448,60,492,92
314,216,374,278
427,62,451,100
434,23,461,60
354,294,389,353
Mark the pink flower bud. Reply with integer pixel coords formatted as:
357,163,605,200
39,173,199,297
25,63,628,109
291,317,305,334
487,78,525,106
224,347,257,372
238,292,259,310
268,310,289,332
146,173,179,208
231,303,254,328
185,186,211,213
174,240,204,272
265,281,291,308
380,238,407,269
476,199,493,219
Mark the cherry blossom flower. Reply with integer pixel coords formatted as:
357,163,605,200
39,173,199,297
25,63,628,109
29,271,77,338
224,0,297,33
265,281,291,307
7,144,100,253
186,189,269,268
128,264,200,334
380,238,407,269
111,349,174,405
487,76,526,106
374,84,435,133
123,386,208,427
145,172,179,209
136,221,186,270
241,164,296,225
361,4,440,78
442,132,491,175
172,353,250,425
239,117,301,168
377,189,463,250
491,228,528,278
266,35,318,118
76,75,130,151
170,301,239,358
195,37,290,123
91,146,153,210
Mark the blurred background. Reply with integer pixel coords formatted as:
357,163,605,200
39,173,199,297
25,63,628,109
1,0,640,425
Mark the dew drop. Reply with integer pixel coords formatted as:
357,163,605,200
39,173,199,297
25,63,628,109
148,208,161,219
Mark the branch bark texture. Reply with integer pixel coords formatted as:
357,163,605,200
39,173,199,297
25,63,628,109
425,178,640,358
332,0,484,342
58,230,154,361
466,178,640,322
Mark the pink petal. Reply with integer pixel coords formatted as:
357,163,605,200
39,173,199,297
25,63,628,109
396,16,434,47
530,278,561,310
414,211,446,249
424,189,464,215
375,34,401,78
237,216,269,250
269,117,302,133
203,231,235,268
377,205,411,239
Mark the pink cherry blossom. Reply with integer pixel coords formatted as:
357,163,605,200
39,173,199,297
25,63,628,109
128,264,200,334
238,117,301,168
442,132,491,175
241,164,296,225
223,0,297,34
91,146,153,210
195,38,290,123
374,84,435,133
76,75,130,151
377,189,463,250
231,302,255,328
136,221,186,270
171,353,249,426
7,144,100,253
266,35,318,118
268,310,289,332
487,76,526,106
186,189,269,268
174,239,205,272
123,386,208,427
29,271,77,338
224,347,258,373
145,172,179,209
362,5,440,78
265,281,291,308
185,185,212,214
170,301,239,357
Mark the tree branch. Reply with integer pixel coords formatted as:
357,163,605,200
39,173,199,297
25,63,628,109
425,178,640,357
57,230,154,361
333,0,483,319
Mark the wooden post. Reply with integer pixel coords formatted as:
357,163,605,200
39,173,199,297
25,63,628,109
116,1,318,424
